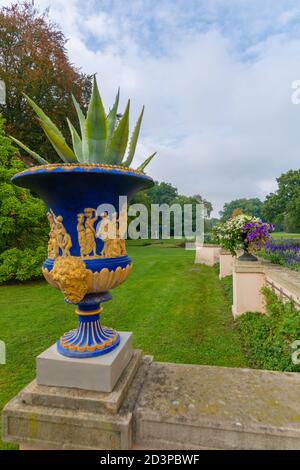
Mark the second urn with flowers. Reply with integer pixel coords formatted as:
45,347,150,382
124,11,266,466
213,214,274,261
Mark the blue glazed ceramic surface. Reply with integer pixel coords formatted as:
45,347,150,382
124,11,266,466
12,164,153,268
12,164,154,358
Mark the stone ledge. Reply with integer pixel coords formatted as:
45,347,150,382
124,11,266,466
134,362,300,450
3,353,153,450
233,260,265,273
3,396,132,450
4,358,300,449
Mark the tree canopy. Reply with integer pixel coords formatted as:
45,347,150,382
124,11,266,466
262,169,300,232
0,1,91,163
129,181,213,237
147,181,178,205
219,198,263,222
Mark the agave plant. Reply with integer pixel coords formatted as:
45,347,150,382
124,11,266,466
10,76,156,172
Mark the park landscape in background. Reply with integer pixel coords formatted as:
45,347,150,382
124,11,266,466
0,0,300,452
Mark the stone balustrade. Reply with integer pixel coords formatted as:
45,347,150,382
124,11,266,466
265,264,300,310
4,356,300,450
232,259,300,317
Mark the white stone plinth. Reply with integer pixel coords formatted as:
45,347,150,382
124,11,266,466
194,244,221,266
37,332,133,392
232,261,266,318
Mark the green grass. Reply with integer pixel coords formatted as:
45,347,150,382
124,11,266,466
127,238,189,248
272,232,300,240
0,245,247,449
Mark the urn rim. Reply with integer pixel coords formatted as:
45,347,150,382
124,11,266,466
11,163,154,187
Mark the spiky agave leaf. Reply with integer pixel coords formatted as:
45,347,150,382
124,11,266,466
105,100,130,165
9,136,49,165
23,94,65,141
18,76,156,169
24,93,77,163
86,75,107,163
72,95,89,162
67,118,84,163
38,119,77,163
106,88,120,146
122,106,144,167
137,152,157,172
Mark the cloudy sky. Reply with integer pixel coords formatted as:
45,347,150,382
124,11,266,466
2,0,300,215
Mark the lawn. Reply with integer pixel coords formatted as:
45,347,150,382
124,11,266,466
272,232,300,240
0,245,247,449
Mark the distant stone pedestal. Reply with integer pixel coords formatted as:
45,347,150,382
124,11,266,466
195,244,221,266
232,260,266,318
219,251,235,279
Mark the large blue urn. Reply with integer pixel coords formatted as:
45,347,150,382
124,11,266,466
12,163,153,358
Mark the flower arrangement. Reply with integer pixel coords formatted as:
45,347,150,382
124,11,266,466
243,220,274,250
213,214,273,257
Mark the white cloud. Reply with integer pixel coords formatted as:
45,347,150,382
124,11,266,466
2,0,300,216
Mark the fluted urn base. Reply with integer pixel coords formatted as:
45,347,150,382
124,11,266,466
57,292,120,359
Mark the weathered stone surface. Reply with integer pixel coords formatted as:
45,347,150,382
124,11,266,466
4,357,300,449
37,332,133,392
3,396,132,450
3,353,152,450
134,362,300,450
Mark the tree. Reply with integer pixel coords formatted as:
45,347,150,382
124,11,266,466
0,114,48,282
128,181,213,238
205,217,219,232
230,208,244,218
193,194,213,217
147,181,178,205
262,169,300,232
220,198,263,222
0,1,91,163
127,189,152,237
173,194,201,235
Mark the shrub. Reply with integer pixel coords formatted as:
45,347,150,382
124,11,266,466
0,246,47,283
204,233,219,244
237,287,300,372
0,114,48,283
